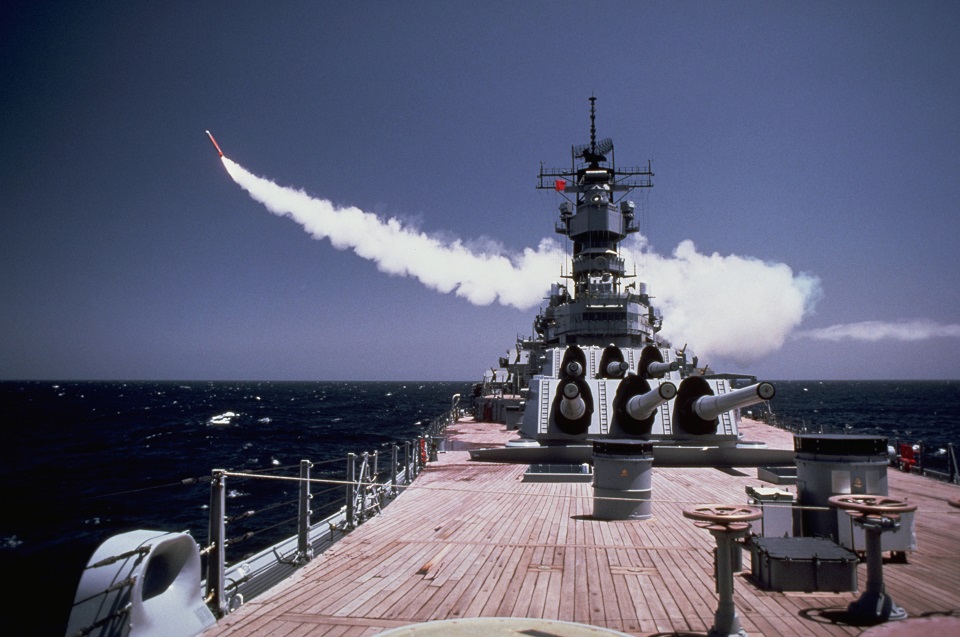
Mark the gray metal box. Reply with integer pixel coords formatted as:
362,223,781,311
750,537,858,592
746,486,797,537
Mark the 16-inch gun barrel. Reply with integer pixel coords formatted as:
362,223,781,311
566,361,584,378
693,382,776,421
559,382,586,420
625,382,678,421
606,361,630,377
645,360,679,378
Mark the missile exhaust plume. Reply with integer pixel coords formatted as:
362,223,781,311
218,156,822,364
220,158,562,309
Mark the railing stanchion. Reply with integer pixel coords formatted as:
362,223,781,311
391,443,398,495
949,443,958,485
206,469,227,617
410,439,416,478
404,442,411,484
297,460,313,563
346,453,356,529
360,452,370,520
372,450,381,507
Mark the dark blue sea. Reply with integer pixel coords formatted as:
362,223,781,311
1,379,958,635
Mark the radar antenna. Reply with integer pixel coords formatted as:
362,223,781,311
573,97,613,165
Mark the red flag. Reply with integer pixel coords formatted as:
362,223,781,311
555,179,566,192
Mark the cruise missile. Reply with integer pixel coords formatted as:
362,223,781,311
205,130,224,157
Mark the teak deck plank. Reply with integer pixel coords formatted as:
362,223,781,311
204,416,960,637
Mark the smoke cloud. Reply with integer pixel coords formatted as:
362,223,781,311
795,320,960,342
222,158,821,363
621,238,821,364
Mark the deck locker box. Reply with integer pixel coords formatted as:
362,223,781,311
749,537,858,592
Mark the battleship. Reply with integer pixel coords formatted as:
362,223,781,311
469,97,777,461
65,100,960,637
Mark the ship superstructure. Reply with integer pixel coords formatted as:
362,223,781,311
477,98,770,448
535,96,657,349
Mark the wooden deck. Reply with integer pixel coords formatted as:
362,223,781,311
203,417,960,636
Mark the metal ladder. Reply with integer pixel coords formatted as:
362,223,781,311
539,380,551,434
715,381,734,435
597,381,609,434
660,397,673,435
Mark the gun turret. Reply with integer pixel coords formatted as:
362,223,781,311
675,377,775,435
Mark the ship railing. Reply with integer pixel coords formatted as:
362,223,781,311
201,408,454,617
891,440,959,485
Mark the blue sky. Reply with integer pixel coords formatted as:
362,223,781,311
2,1,958,381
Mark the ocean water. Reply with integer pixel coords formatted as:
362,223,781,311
759,380,960,454
0,380,470,636
1,379,957,635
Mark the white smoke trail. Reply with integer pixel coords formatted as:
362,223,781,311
621,238,821,364
794,319,960,342
222,158,563,309
221,158,821,363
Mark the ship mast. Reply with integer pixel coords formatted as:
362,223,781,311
538,98,653,300
534,98,660,347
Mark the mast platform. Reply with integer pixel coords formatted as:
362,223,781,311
202,418,960,636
